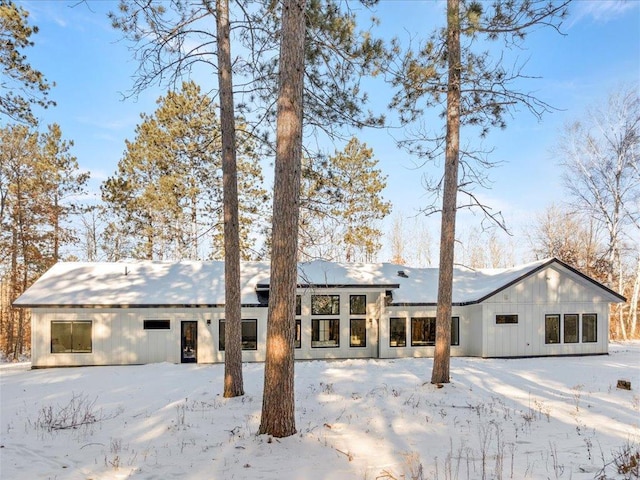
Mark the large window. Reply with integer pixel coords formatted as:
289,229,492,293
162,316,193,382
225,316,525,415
218,319,258,351
496,314,518,324
390,317,406,347
564,314,579,343
144,319,170,330
350,295,366,315
411,317,460,346
51,321,92,353
311,295,340,315
350,318,366,347
311,319,340,347
545,314,560,344
411,317,436,346
582,314,597,343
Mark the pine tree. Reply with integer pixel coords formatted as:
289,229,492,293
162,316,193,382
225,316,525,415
258,0,306,439
0,1,54,125
391,0,570,384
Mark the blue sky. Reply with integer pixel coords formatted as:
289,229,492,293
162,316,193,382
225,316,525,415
18,0,640,264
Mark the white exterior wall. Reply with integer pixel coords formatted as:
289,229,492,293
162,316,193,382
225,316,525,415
481,264,610,357
378,305,476,358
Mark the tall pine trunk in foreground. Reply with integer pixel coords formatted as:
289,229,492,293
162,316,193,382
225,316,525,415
216,0,244,397
431,0,461,385
258,0,306,438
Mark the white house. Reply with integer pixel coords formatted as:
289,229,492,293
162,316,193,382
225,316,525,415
14,258,625,368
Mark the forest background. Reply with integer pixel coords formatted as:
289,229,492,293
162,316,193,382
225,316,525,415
0,0,638,359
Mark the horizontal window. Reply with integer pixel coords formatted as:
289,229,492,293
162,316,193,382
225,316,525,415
312,319,340,347
311,295,340,315
496,314,518,324
219,319,258,351
144,319,170,330
411,317,460,346
51,321,92,353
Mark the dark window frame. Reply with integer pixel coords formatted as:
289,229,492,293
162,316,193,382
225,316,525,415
51,320,92,354
295,319,301,349
496,314,518,324
311,318,340,348
451,317,460,346
545,314,560,344
411,317,436,346
143,319,170,330
582,313,597,343
218,319,258,351
349,318,366,347
350,295,367,315
563,314,579,343
311,294,340,315
390,317,406,347
295,295,302,316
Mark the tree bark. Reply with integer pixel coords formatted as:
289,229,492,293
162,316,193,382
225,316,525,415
431,0,460,385
216,0,244,398
258,0,306,438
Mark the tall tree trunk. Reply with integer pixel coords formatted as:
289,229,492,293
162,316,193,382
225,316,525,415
216,0,244,398
431,0,460,385
258,0,306,438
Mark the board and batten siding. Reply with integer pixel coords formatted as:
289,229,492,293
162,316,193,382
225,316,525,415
32,308,216,368
481,263,610,357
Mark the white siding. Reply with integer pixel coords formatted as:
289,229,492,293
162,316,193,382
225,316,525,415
481,264,610,357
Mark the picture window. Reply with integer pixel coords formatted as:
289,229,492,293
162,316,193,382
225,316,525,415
311,319,340,347
218,319,258,351
311,295,340,315
51,321,92,353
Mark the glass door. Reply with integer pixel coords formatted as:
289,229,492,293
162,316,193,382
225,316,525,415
181,321,197,363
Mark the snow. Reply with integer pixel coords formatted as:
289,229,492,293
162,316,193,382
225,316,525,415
2,343,639,479
15,258,563,307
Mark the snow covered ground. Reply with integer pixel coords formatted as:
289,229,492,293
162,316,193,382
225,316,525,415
1,343,638,480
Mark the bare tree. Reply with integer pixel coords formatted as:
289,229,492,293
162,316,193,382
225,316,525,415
258,0,306,439
557,86,640,339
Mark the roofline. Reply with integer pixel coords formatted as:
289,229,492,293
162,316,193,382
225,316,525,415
13,303,268,309
473,257,627,304
256,283,401,290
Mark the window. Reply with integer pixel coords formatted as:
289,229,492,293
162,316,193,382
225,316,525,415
564,314,579,343
411,317,436,346
390,317,406,347
350,295,366,315
296,295,302,316
545,315,560,344
295,319,301,349
311,319,340,347
496,314,518,324
451,317,460,346
51,321,92,353
582,314,597,343
411,317,460,346
144,319,170,330
311,295,340,315
350,318,366,347
218,319,258,351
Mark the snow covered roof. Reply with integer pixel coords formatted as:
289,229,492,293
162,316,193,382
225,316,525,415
13,257,625,308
